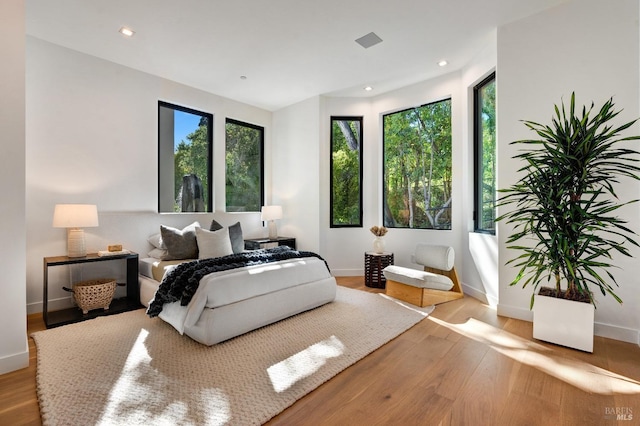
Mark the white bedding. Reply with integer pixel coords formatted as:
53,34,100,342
139,257,194,282
141,256,337,343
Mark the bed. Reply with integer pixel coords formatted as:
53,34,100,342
138,237,337,345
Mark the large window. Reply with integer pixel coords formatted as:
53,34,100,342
330,116,363,227
158,101,213,213
473,73,496,234
225,118,264,212
383,99,452,230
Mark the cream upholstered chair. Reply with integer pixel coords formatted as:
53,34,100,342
383,244,464,307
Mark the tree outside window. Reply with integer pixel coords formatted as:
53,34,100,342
225,118,264,212
330,116,363,227
474,73,496,234
383,99,452,230
158,101,213,213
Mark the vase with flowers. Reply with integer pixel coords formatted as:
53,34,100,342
370,226,388,254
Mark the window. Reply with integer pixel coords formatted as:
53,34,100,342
330,116,363,227
158,101,213,213
473,73,496,233
225,118,264,212
383,99,452,230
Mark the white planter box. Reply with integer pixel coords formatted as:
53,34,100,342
533,293,594,352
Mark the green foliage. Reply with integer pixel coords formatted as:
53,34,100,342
225,121,262,212
383,99,452,229
478,80,496,231
497,93,640,307
174,119,210,212
331,119,361,226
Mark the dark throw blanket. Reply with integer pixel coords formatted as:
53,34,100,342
147,246,329,317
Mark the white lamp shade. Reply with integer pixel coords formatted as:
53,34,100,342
53,204,99,228
261,205,283,221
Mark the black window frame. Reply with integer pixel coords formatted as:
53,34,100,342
330,116,363,228
157,100,213,213
224,117,265,212
382,98,453,230
473,72,496,234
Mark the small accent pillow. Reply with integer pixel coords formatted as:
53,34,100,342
160,221,200,260
148,247,169,260
196,227,233,259
209,219,223,231
147,233,166,249
210,219,244,253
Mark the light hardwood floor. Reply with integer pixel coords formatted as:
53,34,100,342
2,277,639,425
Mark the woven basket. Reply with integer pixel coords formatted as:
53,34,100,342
72,279,117,314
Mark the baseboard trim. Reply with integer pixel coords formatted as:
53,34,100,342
461,283,498,308
0,339,29,375
497,303,533,322
594,322,639,345
27,295,75,315
332,268,362,277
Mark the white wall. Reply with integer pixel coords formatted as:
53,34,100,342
25,37,273,314
496,0,640,343
321,73,467,278
319,63,500,306
272,97,322,252
0,0,28,374
460,33,499,306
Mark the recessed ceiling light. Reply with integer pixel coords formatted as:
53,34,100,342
119,26,135,37
438,60,448,67
364,86,373,91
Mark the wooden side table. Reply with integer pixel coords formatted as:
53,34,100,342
364,252,394,288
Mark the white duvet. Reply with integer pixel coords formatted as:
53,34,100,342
156,257,333,334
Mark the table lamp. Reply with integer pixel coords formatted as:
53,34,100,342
53,204,99,257
261,205,282,239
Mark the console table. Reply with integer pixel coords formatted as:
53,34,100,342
43,252,140,328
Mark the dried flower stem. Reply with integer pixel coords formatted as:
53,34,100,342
370,226,388,237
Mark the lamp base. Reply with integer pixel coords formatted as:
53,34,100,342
267,221,278,239
67,228,87,257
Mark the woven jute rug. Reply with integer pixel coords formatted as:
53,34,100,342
32,286,433,426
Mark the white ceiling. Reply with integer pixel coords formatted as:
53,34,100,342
26,0,568,111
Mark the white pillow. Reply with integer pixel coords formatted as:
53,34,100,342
196,227,233,259
147,233,166,249
148,247,169,260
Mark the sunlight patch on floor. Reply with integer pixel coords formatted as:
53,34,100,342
98,329,231,425
429,316,640,395
378,293,435,316
268,335,345,393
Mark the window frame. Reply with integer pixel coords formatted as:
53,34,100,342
157,101,213,213
382,98,453,230
473,72,497,234
224,117,265,212
330,116,363,228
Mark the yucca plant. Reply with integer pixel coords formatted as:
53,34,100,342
497,93,640,308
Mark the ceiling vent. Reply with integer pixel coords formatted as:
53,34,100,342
355,32,383,49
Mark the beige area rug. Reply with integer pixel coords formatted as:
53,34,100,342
32,286,434,426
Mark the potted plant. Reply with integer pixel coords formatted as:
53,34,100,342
497,93,640,352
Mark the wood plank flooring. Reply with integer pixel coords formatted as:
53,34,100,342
1,276,639,425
